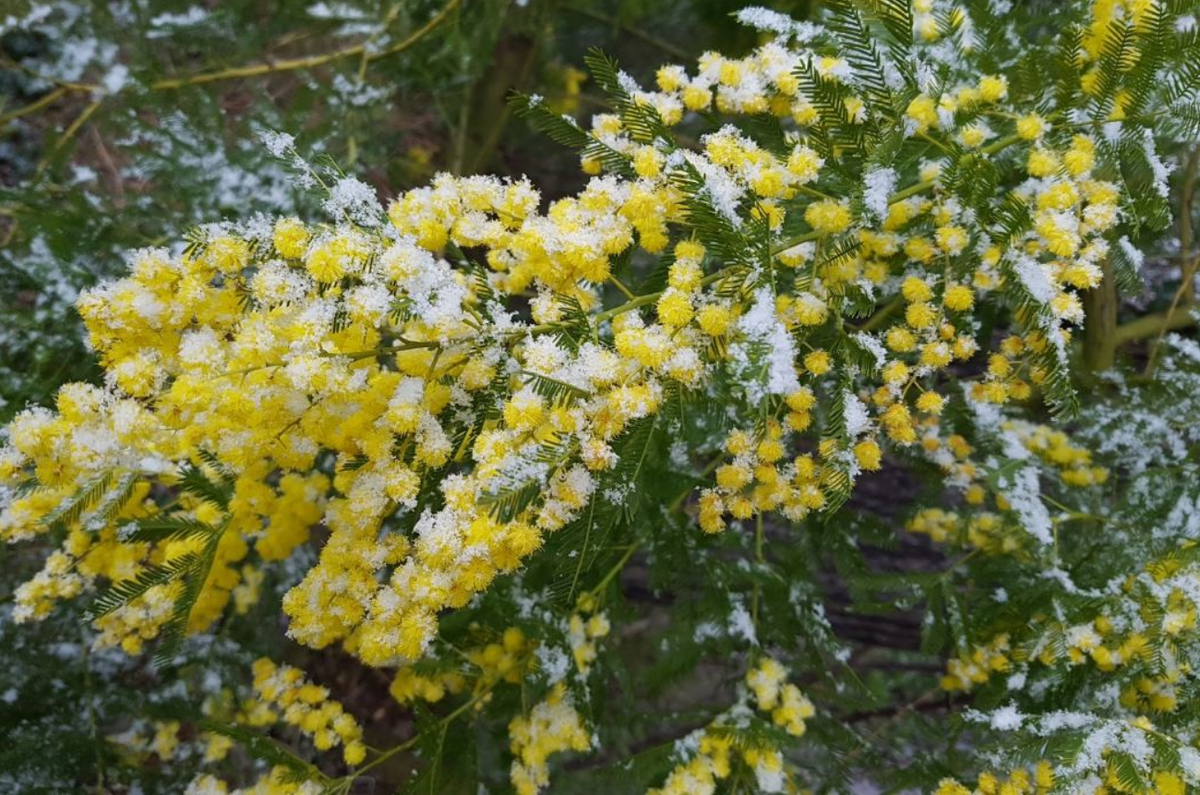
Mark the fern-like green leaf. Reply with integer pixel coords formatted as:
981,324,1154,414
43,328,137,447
198,720,323,783
39,471,114,530
178,461,233,510
120,515,218,544
85,552,202,621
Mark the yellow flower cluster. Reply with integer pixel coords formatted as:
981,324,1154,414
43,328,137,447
941,633,1014,692
248,658,365,766
902,416,1110,553
650,732,738,795
944,552,1200,695
109,719,183,763
651,730,791,795
186,767,323,795
935,762,1056,795
389,626,535,705
1003,420,1109,488
92,580,183,655
937,762,1187,795
1082,0,1163,75
388,665,468,706
508,683,591,795
699,419,827,533
943,615,1161,693
4,381,326,648
567,597,611,675
1,7,1181,789
651,657,813,794
0,0,1143,678
907,508,1021,554
11,475,151,623
1120,674,1181,713
109,717,237,773
745,656,816,737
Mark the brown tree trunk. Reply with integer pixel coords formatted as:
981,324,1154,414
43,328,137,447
1083,258,1117,372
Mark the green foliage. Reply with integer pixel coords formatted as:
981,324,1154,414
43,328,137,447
4,0,1200,793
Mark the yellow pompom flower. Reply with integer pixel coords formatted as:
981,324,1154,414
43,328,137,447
1063,135,1096,176
787,145,823,183
886,327,917,352
901,276,933,303
916,391,945,415
682,83,712,111
204,236,250,274
804,199,853,235
1026,148,1060,178
977,74,1008,102
854,439,883,471
793,293,829,326
503,390,545,432
943,284,974,311
920,342,952,368
1016,113,1048,140
273,217,309,259
657,289,695,328
804,350,831,375
668,260,703,293
935,226,969,256
697,304,733,336
883,361,910,385
905,302,938,329
698,490,725,533
305,241,347,283
905,94,939,133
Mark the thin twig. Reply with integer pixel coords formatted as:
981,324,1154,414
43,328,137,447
0,86,71,126
609,274,636,300
34,98,103,180
1142,253,1200,376
151,0,461,90
329,678,496,793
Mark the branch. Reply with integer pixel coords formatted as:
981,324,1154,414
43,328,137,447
0,86,71,126
1142,255,1200,374
1115,302,1200,345
150,0,461,90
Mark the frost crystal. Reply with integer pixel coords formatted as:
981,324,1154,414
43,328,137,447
843,392,871,438
862,167,897,223
990,704,1024,731
728,600,758,646
1117,235,1144,272
1013,256,1056,304
683,150,745,228
732,288,801,401
101,64,128,94
148,7,209,35
324,177,382,227
1142,128,1174,199
734,7,821,42
851,331,887,368
999,464,1053,545
259,130,296,158
535,645,572,684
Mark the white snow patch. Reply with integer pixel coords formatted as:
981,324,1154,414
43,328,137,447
1014,256,1056,304
731,288,800,401
734,7,822,41
862,167,897,223
999,464,1053,545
